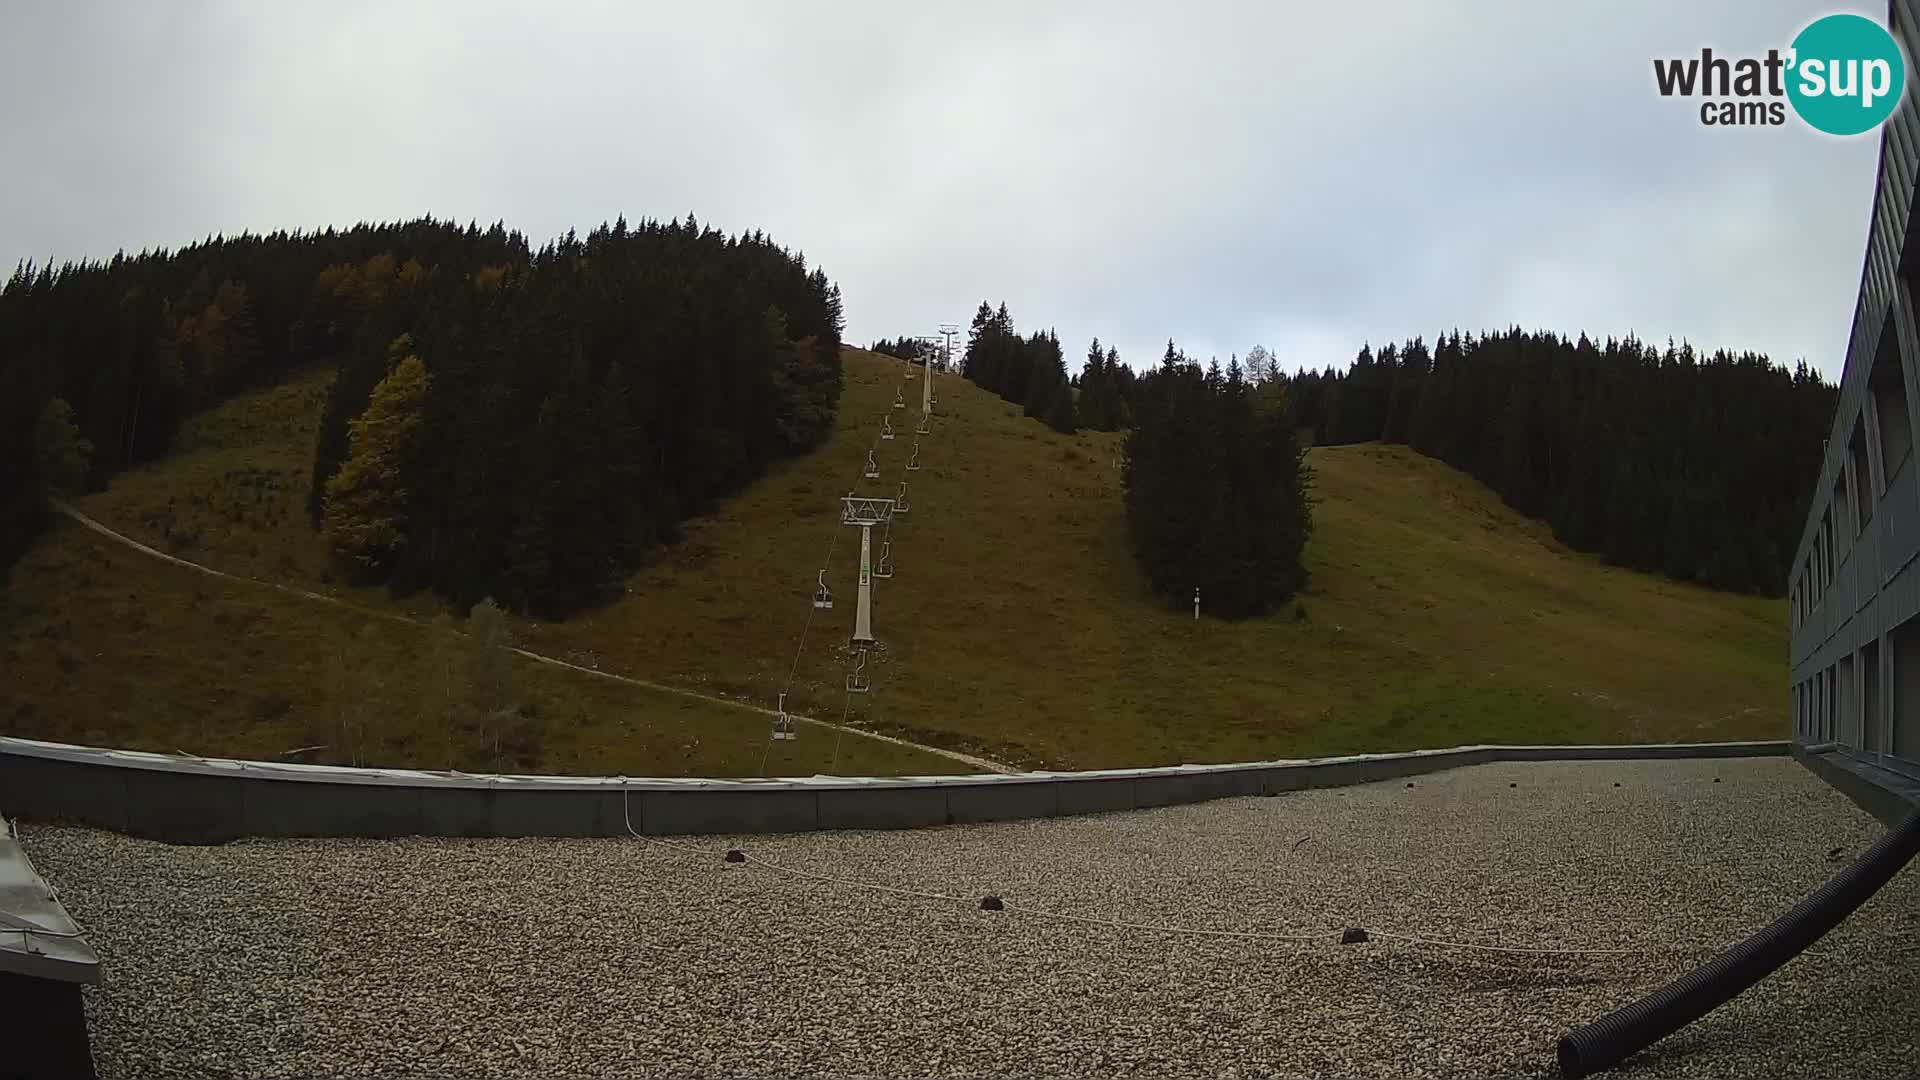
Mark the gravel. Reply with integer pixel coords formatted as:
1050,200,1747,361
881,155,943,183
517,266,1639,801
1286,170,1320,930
20,758,1920,1078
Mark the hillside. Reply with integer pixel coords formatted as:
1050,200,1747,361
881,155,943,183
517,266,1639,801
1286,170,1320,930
1,348,1786,772
0,361,958,777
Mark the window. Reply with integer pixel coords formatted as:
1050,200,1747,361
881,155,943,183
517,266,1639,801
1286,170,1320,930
1818,670,1829,741
1828,665,1840,743
1893,615,1920,762
1821,510,1835,590
1864,640,1883,753
1813,522,1823,594
1825,509,1836,585
1839,654,1858,748
1870,314,1914,485
1834,475,1854,556
1849,419,1873,533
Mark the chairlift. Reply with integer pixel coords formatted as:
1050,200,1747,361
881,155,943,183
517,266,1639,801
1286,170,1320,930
894,481,910,515
881,414,895,441
915,414,930,435
773,693,797,741
875,540,894,579
893,386,905,410
813,569,833,609
847,649,871,693
864,450,880,480
906,439,921,472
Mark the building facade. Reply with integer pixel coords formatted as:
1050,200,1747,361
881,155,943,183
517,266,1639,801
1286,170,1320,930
1789,0,1920,820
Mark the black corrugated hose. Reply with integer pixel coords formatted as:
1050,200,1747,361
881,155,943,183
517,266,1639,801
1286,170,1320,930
1557,807,1920,1077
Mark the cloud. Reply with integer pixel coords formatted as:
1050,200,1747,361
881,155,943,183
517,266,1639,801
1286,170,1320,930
0,0,1883,377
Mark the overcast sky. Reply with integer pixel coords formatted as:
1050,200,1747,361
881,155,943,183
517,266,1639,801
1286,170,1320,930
0,1,1888,378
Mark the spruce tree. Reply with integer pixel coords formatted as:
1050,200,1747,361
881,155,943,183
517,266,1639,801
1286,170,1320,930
1046,382,1078,434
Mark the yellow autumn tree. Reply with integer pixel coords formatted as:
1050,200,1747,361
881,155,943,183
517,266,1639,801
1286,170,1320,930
323,339,430,570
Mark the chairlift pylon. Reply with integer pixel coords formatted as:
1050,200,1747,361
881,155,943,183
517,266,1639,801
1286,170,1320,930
846,649,870,694
773,693,797,741
864,449,880,480
813,569,833,609
881,414,895,441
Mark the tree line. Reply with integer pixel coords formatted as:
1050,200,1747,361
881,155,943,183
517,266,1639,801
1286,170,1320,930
1278,329,1835,594
2,216,845,614
960,301,1078,433
867,336,952,369
958,301,1146,435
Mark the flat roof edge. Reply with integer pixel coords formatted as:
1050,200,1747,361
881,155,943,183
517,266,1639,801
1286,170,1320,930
0,734,1789,792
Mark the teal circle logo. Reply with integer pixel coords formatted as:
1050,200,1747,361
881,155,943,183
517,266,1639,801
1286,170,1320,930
1786,14,1906,135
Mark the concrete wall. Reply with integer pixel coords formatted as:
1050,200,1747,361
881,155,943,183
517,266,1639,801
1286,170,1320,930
0,736,1787,845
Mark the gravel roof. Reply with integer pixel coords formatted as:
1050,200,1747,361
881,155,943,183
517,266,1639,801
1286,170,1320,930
20,758,1920,1079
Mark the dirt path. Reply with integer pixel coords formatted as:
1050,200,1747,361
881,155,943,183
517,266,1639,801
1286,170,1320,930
50,500,1017,776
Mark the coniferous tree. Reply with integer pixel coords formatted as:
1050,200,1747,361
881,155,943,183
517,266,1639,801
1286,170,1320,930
1383,336,1428,443
1046,380,1079,434
1077,338,1111,430
1023,330,1066,418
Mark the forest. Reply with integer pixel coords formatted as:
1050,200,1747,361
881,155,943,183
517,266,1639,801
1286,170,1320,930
1277,330,1835,594
867,336,948,368
1,216,844,612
